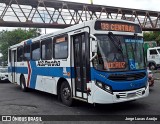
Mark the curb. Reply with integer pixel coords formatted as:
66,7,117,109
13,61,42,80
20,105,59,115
154,78,160,80
153,71,160,74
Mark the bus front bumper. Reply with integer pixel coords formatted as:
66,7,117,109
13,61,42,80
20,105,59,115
92,86,149,104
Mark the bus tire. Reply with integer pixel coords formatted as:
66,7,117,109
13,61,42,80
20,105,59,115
20,76,27,92
60,81,73,106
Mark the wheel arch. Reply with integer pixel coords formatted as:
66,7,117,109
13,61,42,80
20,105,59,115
148,61,156,66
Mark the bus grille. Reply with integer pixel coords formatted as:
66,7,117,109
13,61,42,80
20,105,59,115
108,72,146,81
116,89,143,98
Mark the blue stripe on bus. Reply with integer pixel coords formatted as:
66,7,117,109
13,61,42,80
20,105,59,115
8,67,28,74
16,67,28,74
8,66,73,77
8,61,73,89
8,64,147,91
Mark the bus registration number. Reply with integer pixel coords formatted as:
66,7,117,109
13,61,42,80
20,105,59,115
127,92,136,98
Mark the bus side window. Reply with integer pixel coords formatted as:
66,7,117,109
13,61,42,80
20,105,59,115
41,38,52,60
17,46,23,62
31,41,40,61
24,45,31,61
53,35,68,59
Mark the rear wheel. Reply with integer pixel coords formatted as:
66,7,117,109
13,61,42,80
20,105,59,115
60,81,73,106
20,76,27,92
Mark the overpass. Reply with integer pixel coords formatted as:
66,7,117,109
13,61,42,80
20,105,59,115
0,0,160,31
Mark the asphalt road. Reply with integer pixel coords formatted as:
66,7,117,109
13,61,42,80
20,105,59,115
0,75,160,123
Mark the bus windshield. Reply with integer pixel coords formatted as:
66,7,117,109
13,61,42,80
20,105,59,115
93,34,145,71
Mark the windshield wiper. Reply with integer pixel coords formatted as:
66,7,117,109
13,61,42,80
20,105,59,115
108,32,123,54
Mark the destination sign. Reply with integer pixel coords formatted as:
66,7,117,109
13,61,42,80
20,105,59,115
55,37,66,43
95,21,142,33
104,62,126,69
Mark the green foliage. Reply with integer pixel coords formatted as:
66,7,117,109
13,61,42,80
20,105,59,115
0,28,41,62
143,31,160,45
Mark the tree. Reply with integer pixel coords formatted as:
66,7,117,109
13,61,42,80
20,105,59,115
143,31,160,46
0,28,41,62
156,35,160,46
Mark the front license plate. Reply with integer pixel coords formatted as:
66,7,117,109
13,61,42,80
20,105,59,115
127,92,136,98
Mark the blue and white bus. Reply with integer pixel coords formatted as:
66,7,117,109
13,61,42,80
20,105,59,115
8,19,149,106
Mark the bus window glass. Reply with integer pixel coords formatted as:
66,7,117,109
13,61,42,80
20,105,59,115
17,46,23,62
41,38,52,60
24,45,30,61
31,42,40,60
54,36,68,59
94,34,145,71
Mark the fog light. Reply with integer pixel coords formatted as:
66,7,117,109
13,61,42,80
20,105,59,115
116,95,120,98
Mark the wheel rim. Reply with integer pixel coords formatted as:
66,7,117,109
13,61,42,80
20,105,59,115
150,65,155,70
62,87,71,100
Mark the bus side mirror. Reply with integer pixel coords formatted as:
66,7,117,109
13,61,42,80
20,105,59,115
90,34,97,53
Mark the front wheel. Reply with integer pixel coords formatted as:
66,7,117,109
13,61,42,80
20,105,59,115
20,76,27,92
149,63,156,70
60,81,73,106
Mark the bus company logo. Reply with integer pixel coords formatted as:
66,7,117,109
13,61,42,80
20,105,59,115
130,83,135,87
37,60,60,66
2,116,11,121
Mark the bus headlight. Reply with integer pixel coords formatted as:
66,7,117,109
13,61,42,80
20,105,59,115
104,85,111,91
96,81,103,89
95,81,113,94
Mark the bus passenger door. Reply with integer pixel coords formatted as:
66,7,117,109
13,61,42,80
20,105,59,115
11,50,17,83
72,32,90,100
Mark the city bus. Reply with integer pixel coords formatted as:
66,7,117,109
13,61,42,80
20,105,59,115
8,19,149,106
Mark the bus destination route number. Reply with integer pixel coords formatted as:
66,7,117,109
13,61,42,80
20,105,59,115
94,21,142,33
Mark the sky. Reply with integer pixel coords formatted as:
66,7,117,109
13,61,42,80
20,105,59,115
62,0,160,11
0,0,160,34
39,0,160,33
